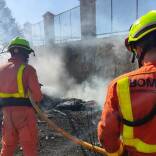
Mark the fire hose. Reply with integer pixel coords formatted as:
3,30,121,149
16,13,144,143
30,99,109,156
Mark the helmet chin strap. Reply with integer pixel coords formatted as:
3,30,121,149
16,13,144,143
137,50,147,68
32,50,35,56
131,51,136,63
131,46,147,68
131,52,144,67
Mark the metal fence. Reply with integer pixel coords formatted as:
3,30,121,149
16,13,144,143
24,0,156,45
31,21,45,46
23,21,45,47
54,6,81,43
96,0,156,36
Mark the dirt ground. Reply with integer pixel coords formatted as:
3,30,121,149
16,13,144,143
0,97,103,156
14,111,102,156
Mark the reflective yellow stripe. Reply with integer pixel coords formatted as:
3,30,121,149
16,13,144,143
117,77,133,139
123,138,156,153
0,93,22,98
17,64,25,97
117,76,156,153
0,64,25,98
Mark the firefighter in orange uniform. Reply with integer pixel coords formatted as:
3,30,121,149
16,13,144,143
0,37,43,156
98,10,156,156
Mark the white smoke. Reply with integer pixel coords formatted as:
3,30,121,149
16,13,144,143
30,48,73,96
29,35,135,109
0,51,10,64
29,47,110,107
66,76,110,106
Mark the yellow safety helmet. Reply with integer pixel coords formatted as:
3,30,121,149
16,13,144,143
126,10,156,49
125,10,156,66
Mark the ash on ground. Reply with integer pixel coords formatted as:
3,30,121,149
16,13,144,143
14,94,103,156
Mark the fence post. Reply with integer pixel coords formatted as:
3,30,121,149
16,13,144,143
80,0,96,40
136,0,138,19
43,11,55,45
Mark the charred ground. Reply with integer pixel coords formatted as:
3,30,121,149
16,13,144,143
8,94,102,156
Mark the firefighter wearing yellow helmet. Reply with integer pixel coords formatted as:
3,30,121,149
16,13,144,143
98,10,156,156
125,10,156,67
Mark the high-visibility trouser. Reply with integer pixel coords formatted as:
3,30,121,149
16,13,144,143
0,107,38,156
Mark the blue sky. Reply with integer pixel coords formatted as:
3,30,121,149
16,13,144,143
5,0,79,26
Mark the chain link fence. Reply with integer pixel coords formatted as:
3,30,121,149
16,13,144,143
96,0,156,36
54,6,81,43
23,21,45,47
24,6,81,45
31,21,45,46
23,0,156,45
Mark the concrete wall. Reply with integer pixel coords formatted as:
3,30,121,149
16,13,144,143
60,36,136,83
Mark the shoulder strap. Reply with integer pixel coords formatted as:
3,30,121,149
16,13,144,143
120,105,156,127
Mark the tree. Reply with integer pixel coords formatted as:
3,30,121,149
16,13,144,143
0,0,22,44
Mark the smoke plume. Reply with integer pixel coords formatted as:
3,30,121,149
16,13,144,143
29,35,134,108
29,45,111,107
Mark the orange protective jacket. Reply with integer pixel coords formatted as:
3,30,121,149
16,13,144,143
0,57,43,156
0,57,43,103
98,61,156,156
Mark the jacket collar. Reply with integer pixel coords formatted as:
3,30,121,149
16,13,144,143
8,57,25,65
